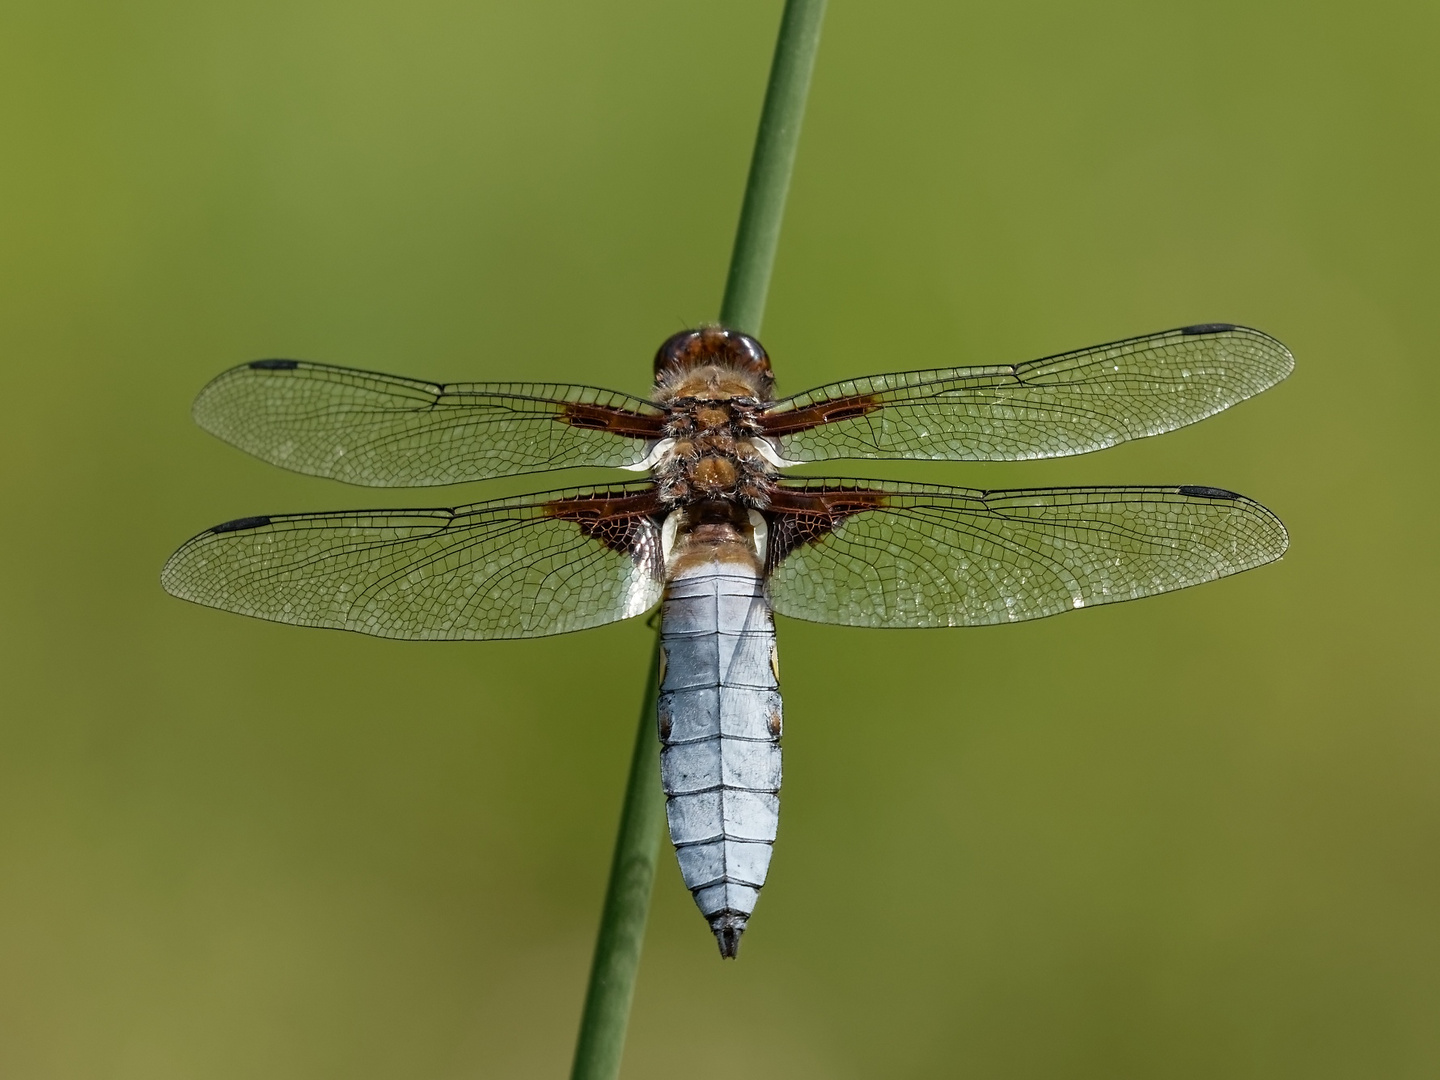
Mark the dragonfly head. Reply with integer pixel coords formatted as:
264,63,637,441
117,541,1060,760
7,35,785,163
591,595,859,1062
653,326,774,400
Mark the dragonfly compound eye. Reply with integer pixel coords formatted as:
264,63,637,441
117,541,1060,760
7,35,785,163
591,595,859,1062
653,327,773,388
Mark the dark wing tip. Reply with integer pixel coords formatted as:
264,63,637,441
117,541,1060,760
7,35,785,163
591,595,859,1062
1177,485,1240,499
1174,324,1296,386
210,515,272,534
248,359,300,370
1178,323,1239,336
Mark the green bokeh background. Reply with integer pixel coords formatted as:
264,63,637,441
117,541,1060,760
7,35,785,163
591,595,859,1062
3,2,1437,1077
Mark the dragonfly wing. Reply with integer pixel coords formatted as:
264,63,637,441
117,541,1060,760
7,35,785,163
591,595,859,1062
761,324,1293,463
765,479,1288,627
193,360,665,486
161,484,665,639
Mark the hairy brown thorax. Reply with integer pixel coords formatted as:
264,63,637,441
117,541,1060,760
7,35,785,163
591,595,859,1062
650,327,779,511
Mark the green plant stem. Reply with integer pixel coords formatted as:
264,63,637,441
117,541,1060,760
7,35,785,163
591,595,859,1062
569,3,826,1078
720,0,828,336
570,642,663,1080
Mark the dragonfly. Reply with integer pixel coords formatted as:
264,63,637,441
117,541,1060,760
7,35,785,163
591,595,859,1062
162,322,1292,957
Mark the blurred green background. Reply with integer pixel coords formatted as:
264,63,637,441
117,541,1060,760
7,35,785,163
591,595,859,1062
2,1,1437,1077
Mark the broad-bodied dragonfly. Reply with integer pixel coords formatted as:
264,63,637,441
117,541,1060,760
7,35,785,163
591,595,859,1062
163,323,1291,957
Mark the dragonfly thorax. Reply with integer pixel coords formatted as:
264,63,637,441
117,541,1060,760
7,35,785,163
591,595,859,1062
649,326,782,507
652,437,775,508
654,387,777,507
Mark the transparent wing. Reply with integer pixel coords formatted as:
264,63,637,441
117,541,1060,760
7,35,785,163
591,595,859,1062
762,324,1293,463
161,484,664,640
766,479,1288,627
193,360,665,486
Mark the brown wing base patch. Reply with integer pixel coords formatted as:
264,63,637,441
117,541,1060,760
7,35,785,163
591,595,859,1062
759,393,881,436
544,489,665,577
765,485,889,571
561,402,665,437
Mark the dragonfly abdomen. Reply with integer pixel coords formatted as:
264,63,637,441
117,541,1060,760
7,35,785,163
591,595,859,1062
658,559,782,959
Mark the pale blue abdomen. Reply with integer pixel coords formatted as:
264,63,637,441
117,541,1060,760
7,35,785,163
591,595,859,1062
658,559,781,957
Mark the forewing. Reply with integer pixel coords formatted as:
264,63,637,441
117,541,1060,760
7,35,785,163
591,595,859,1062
193,360,665,486
766,479,1288,627
762,324,1293,462
161,484,665,639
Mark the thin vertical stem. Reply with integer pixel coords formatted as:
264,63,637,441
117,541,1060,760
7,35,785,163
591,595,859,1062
570,2,826,1077
570,642,663,1080
720,0,828,336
